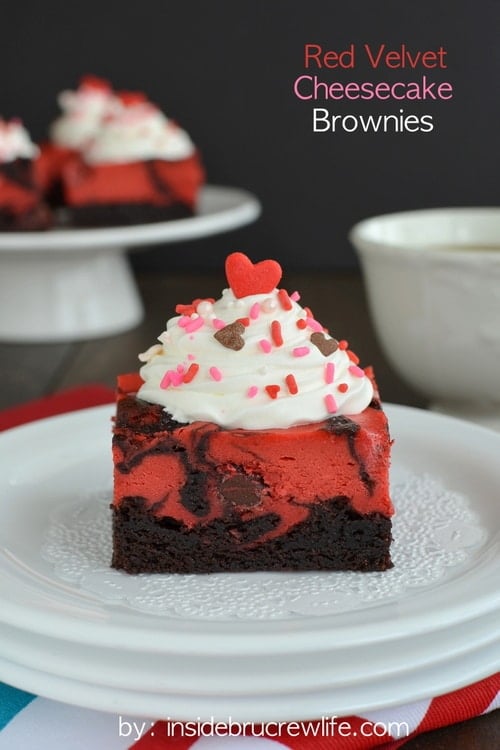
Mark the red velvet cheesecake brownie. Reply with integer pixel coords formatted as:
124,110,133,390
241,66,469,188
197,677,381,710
0,119,52,230
36,75,116,205
112,252,393,574
61,91,205,226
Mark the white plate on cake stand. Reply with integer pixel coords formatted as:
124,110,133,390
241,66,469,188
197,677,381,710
0,185,261,343
0,404,498,720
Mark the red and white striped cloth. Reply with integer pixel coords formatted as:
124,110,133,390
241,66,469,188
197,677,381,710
0,386,498,749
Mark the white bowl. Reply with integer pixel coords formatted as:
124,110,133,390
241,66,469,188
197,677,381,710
349,207,500,428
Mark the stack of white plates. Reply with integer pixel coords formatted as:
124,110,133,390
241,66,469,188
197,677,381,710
0,404,499,721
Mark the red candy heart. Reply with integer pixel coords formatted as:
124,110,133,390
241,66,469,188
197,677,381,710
225,252,282,298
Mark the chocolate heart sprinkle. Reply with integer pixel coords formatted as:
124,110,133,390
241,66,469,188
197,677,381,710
214,321,246,350
310,331,338,356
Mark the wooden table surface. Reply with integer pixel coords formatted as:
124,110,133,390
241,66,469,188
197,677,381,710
0,269,498,748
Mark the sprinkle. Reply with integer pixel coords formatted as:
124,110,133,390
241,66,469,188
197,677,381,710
304,306,314,319
138,343,163,362
270,320,283,347
209,366,223,381
178,315,191,328
306,317,323,333
176,364,185,373
347,350,360,364
349,365,365,378
185,316,204,334
247,385,258,398
161,369,183,388
197,300,213,315
338,383,349,393
261,297,277,313
265,385,280,399
296,318,307,330
160,371,172,389
278,289,293,311
170,371,183,386
311,332,338,357
325,394,338,413
176,297,215,316
325,362,335,384
214,321,245,350
338,339,349,350
182,363,200,383
290,291,301,302
212,318,226,330
285,374,298,394
293,346,310,357
249,302,261,320
187,353,196,361
259,339,272,353
237,317,250,327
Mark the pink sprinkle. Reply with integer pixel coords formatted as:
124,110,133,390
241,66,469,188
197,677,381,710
249,302,261,320
160,371,172,389
209,366,223,382
178,315,191,328
248,385,258,398
169,370,183,386
290,291,301,302
306,317,323,333
161,369,182,387
348,365,365,378
293,346,310,357
185,316,204,333
212,318,226,330
325,362,335,384
259,339,272,353
187,353,196,361
325,394,338,413
176,364,185,374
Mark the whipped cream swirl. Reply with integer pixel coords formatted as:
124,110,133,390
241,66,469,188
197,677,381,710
83,102,195,165
0,119,39,163
50,78,117,149
138,287,374,430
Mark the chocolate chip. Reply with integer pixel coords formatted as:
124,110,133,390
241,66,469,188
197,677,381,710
214,321,245,350
310,331,338,356
221,475,262,507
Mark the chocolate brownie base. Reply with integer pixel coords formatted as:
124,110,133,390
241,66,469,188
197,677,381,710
68,202,193,227
111,495,392,574
0,204,53,231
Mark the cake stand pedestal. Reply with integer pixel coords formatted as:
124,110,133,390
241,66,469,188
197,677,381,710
0,185,261,342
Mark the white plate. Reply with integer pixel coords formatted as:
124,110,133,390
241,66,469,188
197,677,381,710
0,404,499,718
0,185,261,252
0,185,261,341
0,625,498,721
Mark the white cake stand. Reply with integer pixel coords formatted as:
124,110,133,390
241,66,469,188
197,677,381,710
0,185,261,342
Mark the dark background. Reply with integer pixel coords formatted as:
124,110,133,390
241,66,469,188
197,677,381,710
2,0,498,270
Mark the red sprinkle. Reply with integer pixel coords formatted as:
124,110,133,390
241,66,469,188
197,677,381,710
182,363,200,383
265,385,280,399
347,350,360,364
278,289,293,311
338,339,349,350
237,317,250,327
271,320,283,346
337,383,349,393
304,306,314,319
296,318,307,330
285,374,298,395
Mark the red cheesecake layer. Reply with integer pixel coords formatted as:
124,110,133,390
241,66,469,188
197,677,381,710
62,154,204,209
112,373,393,572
